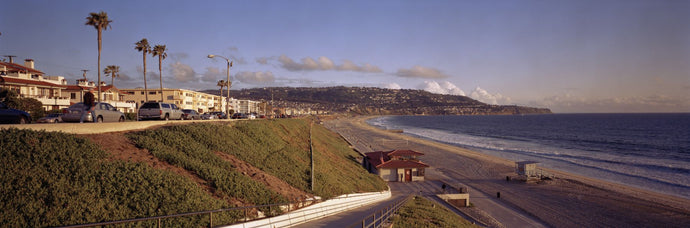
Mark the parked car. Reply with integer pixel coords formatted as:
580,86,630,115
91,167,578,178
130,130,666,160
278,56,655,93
138,102,183,120
62,102,125,122
200,112,216,120
36,113,62,123
209,111,227,119
181,109,201,120
0,102,32,124
231,113,248,119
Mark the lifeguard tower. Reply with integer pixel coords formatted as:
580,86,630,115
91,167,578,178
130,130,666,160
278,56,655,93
515,161,540,182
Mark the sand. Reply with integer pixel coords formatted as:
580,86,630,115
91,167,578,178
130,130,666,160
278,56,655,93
325,116,690,228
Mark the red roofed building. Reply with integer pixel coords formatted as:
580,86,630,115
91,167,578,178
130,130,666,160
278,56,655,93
1,59,71,110
363,149,429,182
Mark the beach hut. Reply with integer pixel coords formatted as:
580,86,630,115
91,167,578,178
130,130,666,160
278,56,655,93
363,149,429,182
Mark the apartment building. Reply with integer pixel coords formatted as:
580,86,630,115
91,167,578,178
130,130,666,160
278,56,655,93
120,88,227,113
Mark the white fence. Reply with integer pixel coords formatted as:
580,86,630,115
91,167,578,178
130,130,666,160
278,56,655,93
221,190,392,228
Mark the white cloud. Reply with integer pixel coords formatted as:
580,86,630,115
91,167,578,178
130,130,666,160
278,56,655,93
170,62,196,83
276,55,382,73
395,66,449,79
384,83,402,90
235,71,275,85
201,67,225,83
256,57,270,65
470,87,511,105
419,81,466,96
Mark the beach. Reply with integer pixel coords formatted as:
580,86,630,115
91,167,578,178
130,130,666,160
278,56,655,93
324,116,690,228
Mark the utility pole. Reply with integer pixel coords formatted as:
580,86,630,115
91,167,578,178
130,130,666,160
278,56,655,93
310,120,314,192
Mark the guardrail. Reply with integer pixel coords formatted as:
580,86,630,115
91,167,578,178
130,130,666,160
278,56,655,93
222,190,391,228
347,194,413,228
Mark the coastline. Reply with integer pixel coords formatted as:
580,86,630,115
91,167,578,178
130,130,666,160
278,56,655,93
327,115,690,227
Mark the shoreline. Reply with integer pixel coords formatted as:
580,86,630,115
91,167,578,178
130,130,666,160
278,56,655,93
329,115,690,227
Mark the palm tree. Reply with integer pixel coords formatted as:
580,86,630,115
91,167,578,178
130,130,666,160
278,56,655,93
85,11,112,102
135,38,151,102
217,80,225,110
151,44,167,102
104,65,120,86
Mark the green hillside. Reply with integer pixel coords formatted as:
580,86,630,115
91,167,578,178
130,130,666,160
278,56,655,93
0,119,387,227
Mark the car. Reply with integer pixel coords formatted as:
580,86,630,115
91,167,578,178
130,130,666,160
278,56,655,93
231,113,248,119
36,113,62,123
181,109,201,120
200,113,216,120
138,102,184,120
62,102,126,123
209,111,227,119
0,102,32,124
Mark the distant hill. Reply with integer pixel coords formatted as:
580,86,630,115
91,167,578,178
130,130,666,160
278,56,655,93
202,86,552,115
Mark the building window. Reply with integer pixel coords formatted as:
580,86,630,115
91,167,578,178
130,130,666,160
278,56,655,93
149,91,157,95
140,91,144,95
70,93,76,99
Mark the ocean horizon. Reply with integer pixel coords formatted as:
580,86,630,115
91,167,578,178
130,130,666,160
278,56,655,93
368,113,690,199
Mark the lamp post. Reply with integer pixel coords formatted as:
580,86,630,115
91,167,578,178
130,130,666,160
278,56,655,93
207,54,232,116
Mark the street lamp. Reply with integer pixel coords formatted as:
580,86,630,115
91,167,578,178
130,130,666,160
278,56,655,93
207,54,232,116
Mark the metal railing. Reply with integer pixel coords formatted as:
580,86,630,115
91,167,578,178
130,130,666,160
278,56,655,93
348,194,413,228
57,199,320,228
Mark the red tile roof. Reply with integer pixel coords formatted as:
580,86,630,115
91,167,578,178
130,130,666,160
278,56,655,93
0,62,44,74
0,76,66,88
387,149,425,157
364,149,428,169
377,160,429,169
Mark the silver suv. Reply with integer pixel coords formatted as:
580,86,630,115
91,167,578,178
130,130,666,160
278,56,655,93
138,102,183,120
62,102,125,122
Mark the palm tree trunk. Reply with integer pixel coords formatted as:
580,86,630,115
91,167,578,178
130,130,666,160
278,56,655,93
143,52,148,102
97,28,102,102
159,56,163,101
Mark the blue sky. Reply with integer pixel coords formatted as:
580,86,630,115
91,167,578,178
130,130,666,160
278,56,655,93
1,0,689,113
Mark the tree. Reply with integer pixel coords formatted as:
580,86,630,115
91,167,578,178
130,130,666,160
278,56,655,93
0,88,45,120
135,38,151,102
217,80,225,109
104,65,120,86
85,11,112,102
151,44,167,102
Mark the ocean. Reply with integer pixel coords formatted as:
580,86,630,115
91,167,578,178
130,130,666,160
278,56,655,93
367,113,690,199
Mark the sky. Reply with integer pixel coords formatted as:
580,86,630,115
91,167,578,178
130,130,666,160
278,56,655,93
1,0,689,113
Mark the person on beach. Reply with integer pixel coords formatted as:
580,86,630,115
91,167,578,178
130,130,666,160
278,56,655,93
80,88,95,123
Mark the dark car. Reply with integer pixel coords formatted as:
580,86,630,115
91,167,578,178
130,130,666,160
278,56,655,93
231,113,248,119
209,111,227,119
181,109,201,120
0,102,31,124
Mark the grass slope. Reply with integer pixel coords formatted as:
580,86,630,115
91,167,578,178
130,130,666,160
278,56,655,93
0,128,232,227
392,196,479,228
0,119,386,226
127,119,387,199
